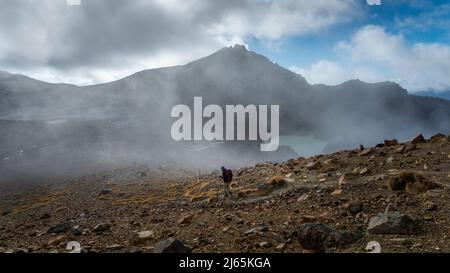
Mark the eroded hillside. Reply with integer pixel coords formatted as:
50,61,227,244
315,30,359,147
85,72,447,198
1,133,450,253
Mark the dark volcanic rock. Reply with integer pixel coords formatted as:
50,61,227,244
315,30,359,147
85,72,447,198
153,238,191,253
71,226,83,236
47,223,71,234
98,189,112,196
40,213,51,220
411,134,426,144
430,133,446,142
92,223,111,233
404,144,417,153
367,211,421,235
297,223,361,252
344,200,363,215
384,139,398,146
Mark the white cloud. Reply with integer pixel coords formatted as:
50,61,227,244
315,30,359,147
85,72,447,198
290,60,382,86
66,0,81,6
366,0,381,6
21,49,209,86
0,0,361,85
291,25,450,92
206,0,359,40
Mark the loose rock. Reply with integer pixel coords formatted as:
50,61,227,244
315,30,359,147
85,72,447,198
344,201,363,215
133,230,155,245
92,223,111,233
306,161,321,170
47,223,71,234
178,214,194,226
297,223,361,252
411,134,426,144
40,213,51,220
424,201,437,211
359,148,373,156
384,139,398,147
98,189,112,196
367,211,421,235
153,238,191,253
71,226,82,236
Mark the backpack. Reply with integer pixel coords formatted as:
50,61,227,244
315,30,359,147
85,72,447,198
226,169,233,183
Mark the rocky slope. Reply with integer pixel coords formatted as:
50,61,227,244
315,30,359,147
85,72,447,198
1,133,450,253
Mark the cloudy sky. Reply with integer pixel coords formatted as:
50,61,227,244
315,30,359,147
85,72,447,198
0,0,449,93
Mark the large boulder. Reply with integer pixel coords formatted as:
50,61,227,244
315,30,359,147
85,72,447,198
153,238,191,253
387,171,439,194
430,133,446,142
367,211,421,235
384,139,398,147
411,134,426,144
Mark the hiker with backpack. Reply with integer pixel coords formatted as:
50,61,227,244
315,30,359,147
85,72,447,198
220,166,233,198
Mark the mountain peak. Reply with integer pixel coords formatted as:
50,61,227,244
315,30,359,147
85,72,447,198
191,44,265,68
215,44,250,56
231,44,248,51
